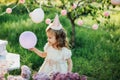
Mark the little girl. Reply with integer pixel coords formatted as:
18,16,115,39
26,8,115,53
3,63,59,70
30,15,73,76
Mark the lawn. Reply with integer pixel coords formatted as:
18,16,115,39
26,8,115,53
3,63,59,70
0,7,120,80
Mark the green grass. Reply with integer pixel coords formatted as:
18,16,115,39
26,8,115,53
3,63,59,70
0,10,120,80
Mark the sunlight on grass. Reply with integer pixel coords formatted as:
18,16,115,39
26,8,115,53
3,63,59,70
110,13,120,25
2,18,34,28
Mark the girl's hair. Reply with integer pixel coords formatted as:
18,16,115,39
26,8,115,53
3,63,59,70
46,28,70,49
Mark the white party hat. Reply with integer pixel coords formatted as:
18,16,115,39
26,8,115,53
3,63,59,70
46,14,63,30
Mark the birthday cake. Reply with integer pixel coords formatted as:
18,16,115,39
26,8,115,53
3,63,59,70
0,40,20,76
0,40,8,75
0,40,8,60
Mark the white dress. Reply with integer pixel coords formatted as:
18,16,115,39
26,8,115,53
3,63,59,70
38,43,72,76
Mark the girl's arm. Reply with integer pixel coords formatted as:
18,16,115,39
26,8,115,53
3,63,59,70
66,58,73,72
30,48,47,58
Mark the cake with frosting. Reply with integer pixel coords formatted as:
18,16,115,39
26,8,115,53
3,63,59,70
0,40,8,60
0,40,8,75
0,40,20,75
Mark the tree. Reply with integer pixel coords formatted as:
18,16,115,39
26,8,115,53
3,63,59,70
1,0,118,47
38,0,113,47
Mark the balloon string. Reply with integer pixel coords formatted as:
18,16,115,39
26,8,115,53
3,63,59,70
12,3,18,9
0,12,6,16
0,3,30,16
39,1,42,8
0,3,18,16
23,4,30,13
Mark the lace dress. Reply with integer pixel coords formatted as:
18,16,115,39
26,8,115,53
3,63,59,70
38,43,72,76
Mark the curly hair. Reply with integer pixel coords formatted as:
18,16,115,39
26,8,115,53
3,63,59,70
46,28,70,49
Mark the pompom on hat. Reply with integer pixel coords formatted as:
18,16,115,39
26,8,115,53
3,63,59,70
46,14,63,31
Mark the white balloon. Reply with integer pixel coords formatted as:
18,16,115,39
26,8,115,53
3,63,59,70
30,8,44,23
19,31,37,49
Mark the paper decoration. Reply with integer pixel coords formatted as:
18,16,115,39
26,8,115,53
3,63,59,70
19,31,37,49
29,8,44,23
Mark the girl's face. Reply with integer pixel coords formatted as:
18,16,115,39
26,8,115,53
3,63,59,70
46,31,56,46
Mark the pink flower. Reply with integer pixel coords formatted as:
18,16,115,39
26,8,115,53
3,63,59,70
103,11,110,17
61,9,67,16
92,24,98,30
6,8,12,14
81,75,87,80
19,0,25,4
45,18,51,24
21,65,31,79
77,20,83,26
0,74,4,79
71,3,77,9
111,0,120,5
32,72,50,80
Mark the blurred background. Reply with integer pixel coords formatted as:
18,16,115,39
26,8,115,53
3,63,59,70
0,0,120,80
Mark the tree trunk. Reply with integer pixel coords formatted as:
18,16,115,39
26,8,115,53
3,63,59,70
70,20,75,48
67,12,76,48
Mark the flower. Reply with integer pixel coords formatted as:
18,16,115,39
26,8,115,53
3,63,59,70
32,72,50,80
111,0,120,5
45,18,51,24
81,75,87,80
0,74,4,80
71,3,77,9
92,24,98,30
61,10,67,16
21,65,31,79
6,8,12,14
51,72,81,80
77,20,83,26
103,11,110,17
19,0,25,4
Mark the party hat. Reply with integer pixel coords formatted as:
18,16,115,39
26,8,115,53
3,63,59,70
46,14,63,30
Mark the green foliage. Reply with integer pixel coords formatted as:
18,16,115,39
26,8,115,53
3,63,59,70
0,12,120,79
0,0,117,47
73,26,120,80
0,1,120,80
